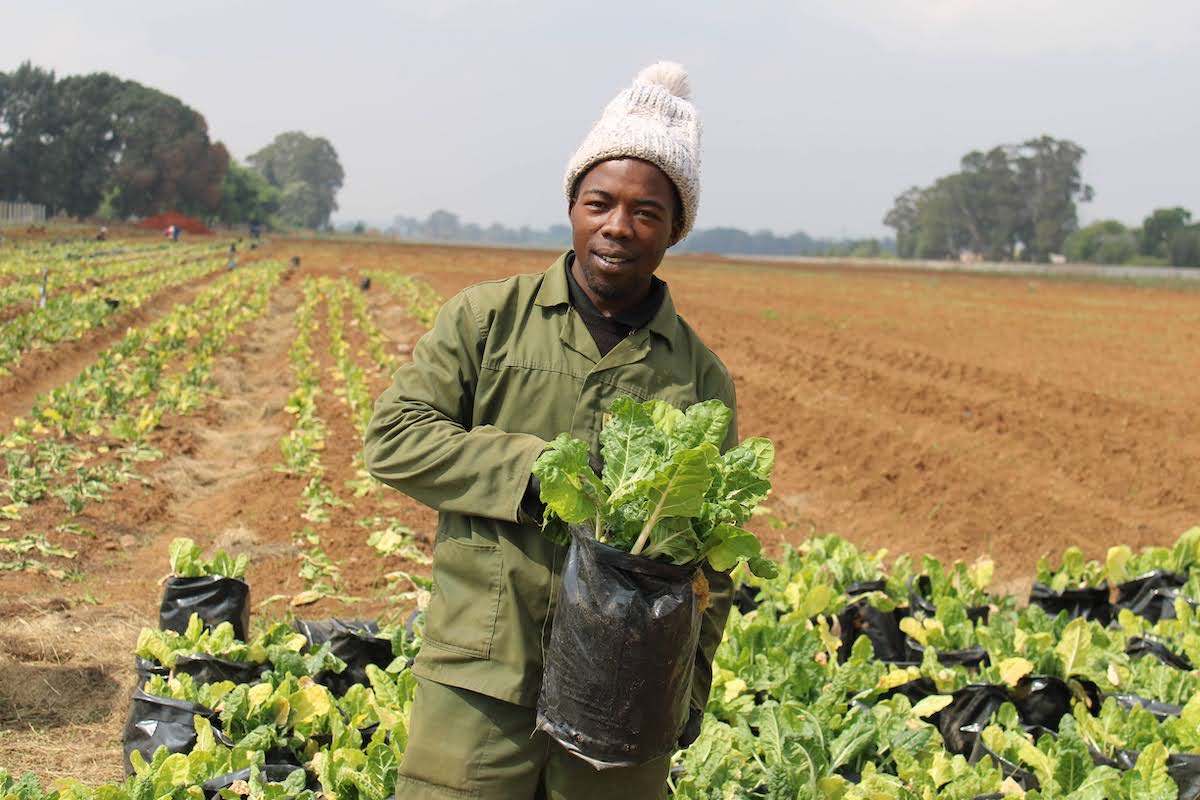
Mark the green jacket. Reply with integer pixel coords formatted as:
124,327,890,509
363,252,737,709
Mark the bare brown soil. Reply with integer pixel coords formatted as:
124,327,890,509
0,237,1197,782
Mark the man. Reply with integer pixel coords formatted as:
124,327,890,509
364,61,736,799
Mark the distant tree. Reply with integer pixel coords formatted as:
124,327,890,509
1168,225,1200,268
426,209,460,240
248,132,343,228
1140,207,1192,258
1011,136,1093,261
884,135,1092,262
216,161,281,226
1063,220,1138,264
0,63,62,208
883,186,924,258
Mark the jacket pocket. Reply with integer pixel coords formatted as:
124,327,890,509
424,536,502,659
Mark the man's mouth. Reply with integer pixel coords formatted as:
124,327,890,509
594,252,634,266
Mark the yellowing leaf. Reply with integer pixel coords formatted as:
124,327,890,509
911,694,953,718
899,616,928,645
723,678,748,703
1056,617,1091,676
998,657,1033,687
290,589,323,607
877,666,923,691
290,685,333,725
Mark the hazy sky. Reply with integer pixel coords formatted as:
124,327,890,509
5,1,1199,237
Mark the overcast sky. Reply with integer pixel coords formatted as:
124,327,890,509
5,1,1199,237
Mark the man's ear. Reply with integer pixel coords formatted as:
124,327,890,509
567,196,576,216
668,219,684,248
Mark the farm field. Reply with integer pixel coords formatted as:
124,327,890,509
0,235,1197,789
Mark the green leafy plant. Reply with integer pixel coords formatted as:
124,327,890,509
168,537,249,579
533,397,777,577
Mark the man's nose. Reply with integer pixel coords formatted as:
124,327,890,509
601,206,634,239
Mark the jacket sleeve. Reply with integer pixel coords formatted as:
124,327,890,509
363,289,546,523
689,375,739,715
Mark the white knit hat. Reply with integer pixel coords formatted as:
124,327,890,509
564,62,702,239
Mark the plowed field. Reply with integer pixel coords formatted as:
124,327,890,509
1,237,1197,781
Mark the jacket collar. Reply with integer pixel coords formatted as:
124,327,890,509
534,250,679,349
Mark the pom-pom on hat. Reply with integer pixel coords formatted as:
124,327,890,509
564,61,702,240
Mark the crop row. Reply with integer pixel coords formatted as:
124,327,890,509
0,241,221,308
271,275,438,606
1,262,284,538
0,252,232,374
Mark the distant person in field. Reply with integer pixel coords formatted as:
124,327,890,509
364,62,735,799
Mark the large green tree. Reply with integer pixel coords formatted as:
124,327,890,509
0,63,62,209
884,135,1092,263
247,131,343,229
0,62,229,218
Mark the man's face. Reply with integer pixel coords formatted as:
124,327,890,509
568,158,681,308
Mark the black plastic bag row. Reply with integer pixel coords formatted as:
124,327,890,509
293,618,394,697
1029,570,1196,626
536,531,701,770
908,676,1100,758
159,575,251,641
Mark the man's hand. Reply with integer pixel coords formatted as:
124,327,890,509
677,703,703,749
521,451,601,526
520,475,545,525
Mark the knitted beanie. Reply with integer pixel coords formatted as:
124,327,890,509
564,62,702,239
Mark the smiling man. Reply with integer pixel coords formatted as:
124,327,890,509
364,62,736,799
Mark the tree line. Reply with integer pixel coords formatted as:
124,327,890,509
385,210,893,258
0,63,343,229
883,135,1199,267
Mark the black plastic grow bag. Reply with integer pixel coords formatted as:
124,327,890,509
1106,692,1184,721
134,656,169,687
908,575,990,625
905,639,990,669
159,575,251,640
835,597,913,664
201,765,312,800
1126,636,1194,670
535,531,702,770
173,654,267,686
122,688,233,774
1028,582,1111,624
933,684,1011,755
1115,570,1193,623
293,618,393,696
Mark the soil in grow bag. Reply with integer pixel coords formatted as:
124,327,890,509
159,575,251,640
535,531,702,770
